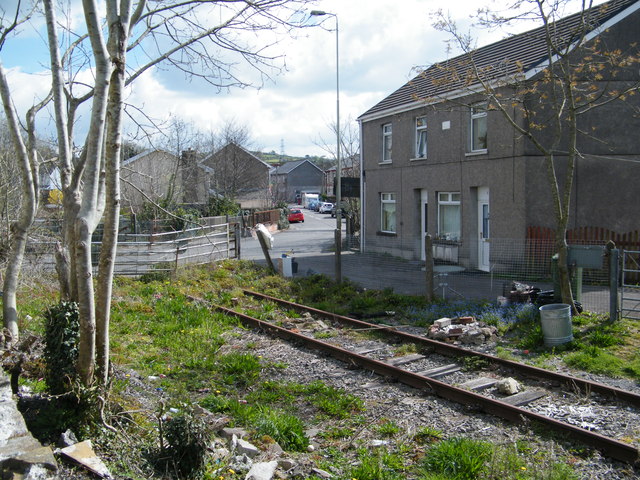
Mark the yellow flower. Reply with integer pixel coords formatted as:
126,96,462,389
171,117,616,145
228,469,235,474
521,466,527,471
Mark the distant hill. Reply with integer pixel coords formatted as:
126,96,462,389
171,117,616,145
254,151,333,170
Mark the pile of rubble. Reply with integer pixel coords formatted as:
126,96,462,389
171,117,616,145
426,316,499,345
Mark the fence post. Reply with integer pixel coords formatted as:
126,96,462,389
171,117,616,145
234,223,241,259
608,245,620,321
425,234,434,302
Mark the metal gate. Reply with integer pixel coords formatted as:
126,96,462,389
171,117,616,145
621,250,640,319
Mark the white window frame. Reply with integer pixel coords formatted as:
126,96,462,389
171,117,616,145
380,192,396,233
415,116,427,159
382,123,392,163
470,103,487,152
437,192,461,241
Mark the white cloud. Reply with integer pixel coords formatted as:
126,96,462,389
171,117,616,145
3,0,605,157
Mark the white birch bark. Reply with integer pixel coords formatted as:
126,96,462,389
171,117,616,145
74,0,112,384
0,62,39,344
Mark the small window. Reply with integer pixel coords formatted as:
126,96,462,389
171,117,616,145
470,103,487,152
382,123,392,162
415,116,427,158
438,192,460,241
380,192,396,233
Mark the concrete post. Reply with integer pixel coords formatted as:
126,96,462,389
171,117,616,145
257,229,276,273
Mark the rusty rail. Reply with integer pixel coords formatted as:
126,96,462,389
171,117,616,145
214,290,640,463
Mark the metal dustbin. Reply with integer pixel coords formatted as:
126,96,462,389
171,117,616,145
539,303,573,346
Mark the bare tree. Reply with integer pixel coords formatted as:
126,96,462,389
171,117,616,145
427,0,640,312
1,0,315,382
315,116,361,231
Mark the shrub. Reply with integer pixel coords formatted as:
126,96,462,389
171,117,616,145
161,411,209,478
43,301,79,394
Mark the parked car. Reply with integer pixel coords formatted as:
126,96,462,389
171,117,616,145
307,199,320,211
288,208,304,223
319,202,334,214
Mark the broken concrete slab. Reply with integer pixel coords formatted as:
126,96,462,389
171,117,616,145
59,440,111,479
245,460,278,480
235,438,259,458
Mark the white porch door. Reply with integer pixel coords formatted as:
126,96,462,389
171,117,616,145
477,187,490,272
420,189,428,260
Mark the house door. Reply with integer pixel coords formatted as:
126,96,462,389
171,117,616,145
420,189,428,260
477,187,490,272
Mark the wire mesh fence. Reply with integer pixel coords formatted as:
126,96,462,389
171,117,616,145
300,236,622,315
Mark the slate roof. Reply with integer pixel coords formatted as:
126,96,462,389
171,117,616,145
359,0,638,120
272,159,324,175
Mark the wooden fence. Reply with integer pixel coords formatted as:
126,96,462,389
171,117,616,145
526,226,640,282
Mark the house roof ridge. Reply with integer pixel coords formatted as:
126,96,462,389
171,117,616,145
358,0,639,121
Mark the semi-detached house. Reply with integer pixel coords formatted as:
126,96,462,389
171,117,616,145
357,0,640,273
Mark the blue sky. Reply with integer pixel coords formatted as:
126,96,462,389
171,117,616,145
1,0,597,157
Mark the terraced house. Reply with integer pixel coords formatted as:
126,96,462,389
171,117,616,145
358,0,640,273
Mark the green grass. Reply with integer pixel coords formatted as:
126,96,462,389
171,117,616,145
200,396,308,451
9,261,625,479
421,437,492,480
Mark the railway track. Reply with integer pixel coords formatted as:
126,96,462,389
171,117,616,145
194,290,640,464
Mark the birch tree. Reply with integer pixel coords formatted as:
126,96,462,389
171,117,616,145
428,0,640,312
1,0,314,383
0,1,44,343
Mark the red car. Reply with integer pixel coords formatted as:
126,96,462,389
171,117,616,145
288,208,304,223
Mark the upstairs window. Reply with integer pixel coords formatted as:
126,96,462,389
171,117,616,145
382,123,392,162
380,193,396,233
470,103,487,152
438,192,460,241
415,116,427,158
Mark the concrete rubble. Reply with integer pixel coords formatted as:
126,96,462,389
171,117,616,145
427,316,499,345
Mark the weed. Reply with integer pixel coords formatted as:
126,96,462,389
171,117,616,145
348,447,406,480
200,395,308,451
375,418,402,437
462,356,490,371
314,330,336,339
564,346,624,376
420,437,491,479
320,426,355,440
393,343,418,356
414,426,443,444
216,352,262,387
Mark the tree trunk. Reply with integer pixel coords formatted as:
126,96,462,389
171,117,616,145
74,0,112,385
0,62,39,344
96,5,130,384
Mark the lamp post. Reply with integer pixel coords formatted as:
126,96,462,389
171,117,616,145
310,10,342,282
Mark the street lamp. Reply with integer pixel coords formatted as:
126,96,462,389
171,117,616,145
310,10,342,282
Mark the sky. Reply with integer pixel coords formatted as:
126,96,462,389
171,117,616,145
1,0,596,158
